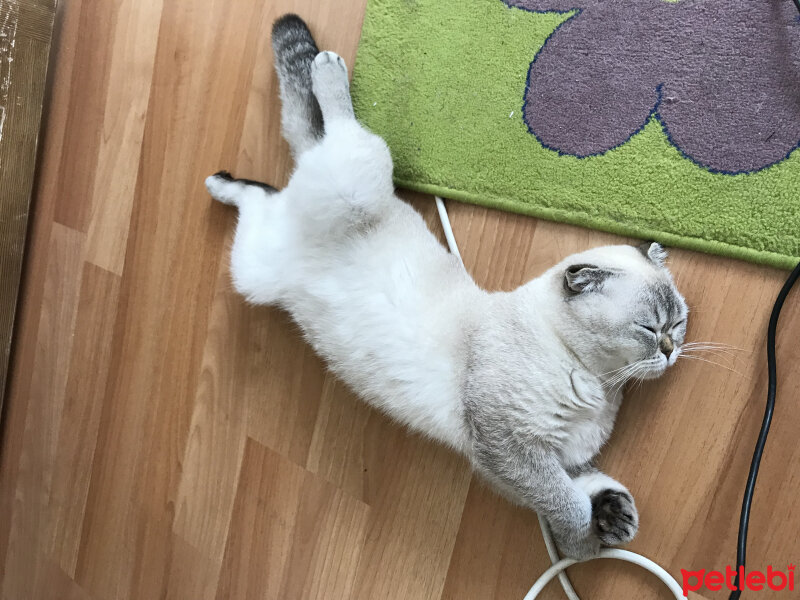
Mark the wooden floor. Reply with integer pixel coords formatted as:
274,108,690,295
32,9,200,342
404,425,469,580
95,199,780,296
2,1,799,599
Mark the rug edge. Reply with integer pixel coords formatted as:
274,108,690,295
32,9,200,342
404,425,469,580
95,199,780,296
395,177,799,271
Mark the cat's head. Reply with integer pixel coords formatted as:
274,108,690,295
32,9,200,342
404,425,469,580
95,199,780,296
550,243,688,382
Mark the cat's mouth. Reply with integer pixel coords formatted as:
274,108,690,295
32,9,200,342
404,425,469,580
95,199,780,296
640,348,680,379
602,355,672,389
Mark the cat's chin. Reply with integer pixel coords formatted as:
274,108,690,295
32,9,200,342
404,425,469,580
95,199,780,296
634,356,670,380
639,368,667,380
641,359,673,380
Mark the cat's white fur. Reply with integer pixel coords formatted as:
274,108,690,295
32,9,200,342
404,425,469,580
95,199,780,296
208,120,477,449
206,42,688,559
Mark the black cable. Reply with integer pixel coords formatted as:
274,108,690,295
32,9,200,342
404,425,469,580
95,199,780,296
728,261,800,600
728,4,800,593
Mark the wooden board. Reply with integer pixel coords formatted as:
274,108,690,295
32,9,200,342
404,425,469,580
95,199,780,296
0,0,56,414
1,0,799,599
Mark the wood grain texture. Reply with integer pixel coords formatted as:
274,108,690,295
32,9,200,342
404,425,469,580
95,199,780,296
0,0,56,417
2,1,800,599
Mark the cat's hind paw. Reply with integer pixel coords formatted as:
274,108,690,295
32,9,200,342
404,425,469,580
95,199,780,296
312,50,348,81
311,51,353,120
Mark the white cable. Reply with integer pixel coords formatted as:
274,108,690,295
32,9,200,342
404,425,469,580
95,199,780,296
523,548,685,600
530,514,684,600
536,514,581,600
433,195,684,600
434,196,463,263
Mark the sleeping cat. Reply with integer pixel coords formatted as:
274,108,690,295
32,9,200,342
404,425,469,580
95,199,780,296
205,14,688,560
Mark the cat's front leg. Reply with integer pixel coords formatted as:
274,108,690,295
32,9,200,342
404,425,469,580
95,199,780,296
572,467,639,547
205,171,277,207
471,438,600,559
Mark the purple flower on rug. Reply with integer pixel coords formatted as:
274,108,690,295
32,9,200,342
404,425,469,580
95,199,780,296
503,0,800,173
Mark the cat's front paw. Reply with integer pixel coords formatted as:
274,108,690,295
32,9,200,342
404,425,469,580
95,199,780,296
591,489,638,546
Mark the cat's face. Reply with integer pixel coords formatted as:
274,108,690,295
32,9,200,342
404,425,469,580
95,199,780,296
555,243,688,382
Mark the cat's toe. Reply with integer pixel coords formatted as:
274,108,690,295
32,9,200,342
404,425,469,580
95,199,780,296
591,489,638,546
312,51,348,78
314,50,344,67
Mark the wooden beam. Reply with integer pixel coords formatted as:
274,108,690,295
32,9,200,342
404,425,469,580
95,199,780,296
0,0,57,412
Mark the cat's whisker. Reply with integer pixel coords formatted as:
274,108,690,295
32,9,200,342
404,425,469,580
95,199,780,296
683,341,749,353
604,359,656,394
628,372,645,394
681,342,749,365
682,343,744,357
628,365,654,394
603,361,644,389
598,362,641,378
678,353,748,378
605,367,637,387
680,354,739,373
599,366,626,379
609,376,631,395
605,374,629,392
679,346,745,365
681,348,737,360
682,346,740,357
602,361,638,381
605,373,631,393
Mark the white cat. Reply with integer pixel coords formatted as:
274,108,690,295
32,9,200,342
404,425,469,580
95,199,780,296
205,14,688,560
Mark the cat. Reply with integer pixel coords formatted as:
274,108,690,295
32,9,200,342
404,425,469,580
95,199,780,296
205,13,688,560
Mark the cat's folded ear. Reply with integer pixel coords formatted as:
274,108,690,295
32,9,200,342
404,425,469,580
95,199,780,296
637,241,668,267
564,264,614,294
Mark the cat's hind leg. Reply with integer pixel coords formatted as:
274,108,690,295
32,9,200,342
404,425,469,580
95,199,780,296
310,51,355,123
287,51,395,232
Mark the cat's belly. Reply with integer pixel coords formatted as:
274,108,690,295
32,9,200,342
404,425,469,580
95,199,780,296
281,219,483,452
298,306,471,450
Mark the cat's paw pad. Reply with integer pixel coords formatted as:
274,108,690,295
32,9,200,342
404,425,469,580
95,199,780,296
313,50,347,72
591,489,638,546
311,51,348,90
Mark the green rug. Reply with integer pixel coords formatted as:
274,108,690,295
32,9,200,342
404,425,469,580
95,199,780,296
351,0,800,269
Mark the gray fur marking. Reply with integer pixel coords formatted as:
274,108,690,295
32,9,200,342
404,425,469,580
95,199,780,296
271,14,324,155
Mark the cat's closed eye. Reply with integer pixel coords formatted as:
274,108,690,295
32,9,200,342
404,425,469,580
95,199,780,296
635,323,658,336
